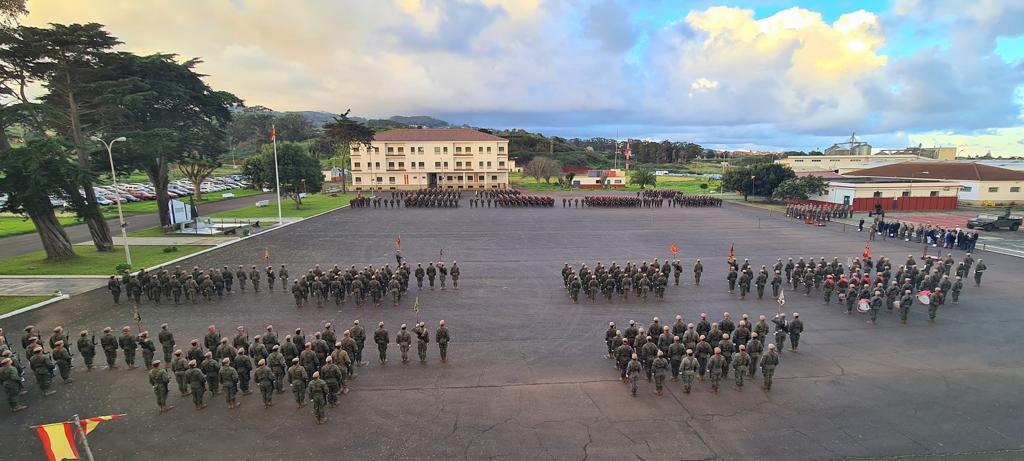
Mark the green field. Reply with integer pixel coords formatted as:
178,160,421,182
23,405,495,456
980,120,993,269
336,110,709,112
0,295,55,315
0,215,84,238
210,193,354,219
0,245,211,276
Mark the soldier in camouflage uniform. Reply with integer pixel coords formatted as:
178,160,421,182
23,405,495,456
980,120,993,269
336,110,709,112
148,360,174,412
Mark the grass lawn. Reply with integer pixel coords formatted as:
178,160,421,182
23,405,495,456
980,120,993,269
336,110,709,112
0,245,211,276
0,215,83,238
210,193,354,219
0,295,54,315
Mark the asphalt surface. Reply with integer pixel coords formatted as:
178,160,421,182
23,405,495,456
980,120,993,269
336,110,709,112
0,192,275,259
1,201,1022,460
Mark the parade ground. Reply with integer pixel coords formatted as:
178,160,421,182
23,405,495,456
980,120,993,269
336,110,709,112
2,200,1022,460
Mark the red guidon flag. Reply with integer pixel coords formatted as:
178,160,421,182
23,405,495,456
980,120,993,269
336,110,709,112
670,244,678,255
395,235,401,248
863,242,871,259
727,242,735,262
270,126,277,142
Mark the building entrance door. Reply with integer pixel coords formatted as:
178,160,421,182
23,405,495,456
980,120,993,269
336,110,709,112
428,173,438,188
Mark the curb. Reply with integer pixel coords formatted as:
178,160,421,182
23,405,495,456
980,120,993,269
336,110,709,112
0,202,354,321
0,275,110,279
0,294,69,321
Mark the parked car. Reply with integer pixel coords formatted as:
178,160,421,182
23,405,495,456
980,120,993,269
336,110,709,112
967,208,1022,231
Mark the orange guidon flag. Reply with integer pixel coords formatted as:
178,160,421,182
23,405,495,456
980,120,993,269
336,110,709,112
670,244,678,255
34,414,124,461
270,126,277,142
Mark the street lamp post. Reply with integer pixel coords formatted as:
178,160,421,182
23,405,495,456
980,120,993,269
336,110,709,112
91,136,131,267
749,175,756,201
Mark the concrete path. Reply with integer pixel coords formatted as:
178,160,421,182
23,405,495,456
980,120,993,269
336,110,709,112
0,276,107,296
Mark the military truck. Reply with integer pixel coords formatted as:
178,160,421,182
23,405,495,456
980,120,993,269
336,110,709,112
967,208,1022,231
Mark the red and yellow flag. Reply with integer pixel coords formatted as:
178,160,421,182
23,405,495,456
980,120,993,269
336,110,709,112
727,242,735,262
670,244,678,255
34,414,123,461
270,126,277,142
395,235,401,248
863,242,871,259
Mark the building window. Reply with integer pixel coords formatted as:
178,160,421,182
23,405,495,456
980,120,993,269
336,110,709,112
498,146,505,152
478,161,484,168
1012,187,1021,193
397,147,404,153
353,162,360,168
352,146,359,152
387,147,394,153
872,191,882,198
794,159,804,162
988,187,999,193
443,147,448,153
434,147,440,153
418,147,424,153
901,191,910,197
487,147,492,153
491,175,498,181
447,176,453,181
374,162,380,169
487,161,492,167
376,176,383,183
961,186,972,192
443,162,448,168
478,147,483,152
354,177,361,183
456,161,462,167
373,147,379,153
419,162,425,168
811,159,821,162
478,175,484,181
388,162,394,168
398,162,404,168
456,147,462,153
929,191,939,197
389,177,396,184
499,161,505,167
434,162,441,168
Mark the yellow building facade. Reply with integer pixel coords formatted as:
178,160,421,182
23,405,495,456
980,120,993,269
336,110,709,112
349,128,511,191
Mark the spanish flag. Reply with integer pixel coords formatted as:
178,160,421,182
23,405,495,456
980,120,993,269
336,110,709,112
34,414,123,461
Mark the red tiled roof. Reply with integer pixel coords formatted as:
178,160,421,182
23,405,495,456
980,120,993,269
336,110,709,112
373,128,507,142
845,162,1024,181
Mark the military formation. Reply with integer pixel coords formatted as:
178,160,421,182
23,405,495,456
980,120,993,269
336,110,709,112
561,259,700,303
470,191,554,207
0,320,451,422
104,261,462,309
642,190,723,207
605,313,788,396
725,251,983,325
785,202,852,221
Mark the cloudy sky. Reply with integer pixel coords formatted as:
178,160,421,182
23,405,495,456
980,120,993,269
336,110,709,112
25,0,1024,155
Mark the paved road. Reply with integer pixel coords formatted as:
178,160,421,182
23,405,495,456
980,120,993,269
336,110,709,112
0,193,275,260
0,202,1021,460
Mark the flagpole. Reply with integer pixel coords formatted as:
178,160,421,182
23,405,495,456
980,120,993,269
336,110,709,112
272,123,283,225
72,414,96,461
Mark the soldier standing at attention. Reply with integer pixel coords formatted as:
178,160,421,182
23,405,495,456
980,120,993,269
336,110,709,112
249,265,261,292
119,326,138,369
320,356,344,407
108,275,122,304
415,264,425,290
651,351,669,396
668,337,684,380
746,333,762,377
77,331,96,372
626,353,642,396
266,266,276,291
139,332,156,368
396,324,412,364
185,360,207,409
351,320,367,367
789,313,804,351
200,352,220,396
761,344,780,391
732,344,751,389
26,352,54,396
680,349,698,394
236,265,247,291
254,359,275,408
148,360,174,412
288,358,308,406
308,371,329,424
51,341,73,384
928,287,945,322
219,357,240,409
772,314,788,353
267,345,287,394
100,327,118,370
158,324,175,363
436,320,450,363
693,259,703,285
707,347,726,394
1,357,27,411
374,322,390,365
171,350,189,396
426,262,437,289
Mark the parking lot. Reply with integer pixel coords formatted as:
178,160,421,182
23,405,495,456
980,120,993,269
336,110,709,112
1,202,1021,460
